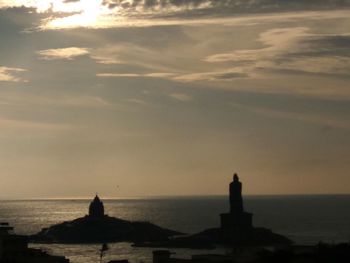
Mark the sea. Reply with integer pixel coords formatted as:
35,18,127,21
0,195,350,263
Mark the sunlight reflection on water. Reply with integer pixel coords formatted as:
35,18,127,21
1,196,350,263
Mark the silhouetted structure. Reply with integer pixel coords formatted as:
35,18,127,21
230,174,243,214
220,173,253,239
89,195,105,218
0,222,69,263
132,173,291,248
33,195,181,243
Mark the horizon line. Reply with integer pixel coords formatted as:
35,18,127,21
1,193,350,201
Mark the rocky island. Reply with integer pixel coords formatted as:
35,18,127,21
32,174,291,248
134,174,292,248
31,195,182,243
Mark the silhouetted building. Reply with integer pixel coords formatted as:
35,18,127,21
0,222,69,263
220,174,253,239
89,195,105,218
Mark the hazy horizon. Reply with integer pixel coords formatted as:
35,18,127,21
1,0,350,198
3,193,350,201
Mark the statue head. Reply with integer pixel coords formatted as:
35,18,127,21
233,173,239,182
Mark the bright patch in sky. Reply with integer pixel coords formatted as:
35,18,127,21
45,0,114,29
37,47,90,60
1,0,114,28
0,67,26,82
1,0,350,197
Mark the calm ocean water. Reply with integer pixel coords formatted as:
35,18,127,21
0,195,349,263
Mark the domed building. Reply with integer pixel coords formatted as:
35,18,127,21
88,195,105,218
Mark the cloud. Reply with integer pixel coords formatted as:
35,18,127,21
231,103,350,130
2,1,350,30
90,55,121,65
3,0,350,13
41,9,350,30
97,69,248,83
97,72,176,78
37,47,90,60
0,67,27,82
205,27,350,77
170,93,192,102
125,98,149,106
94,26,350,88
0,92,111,109
206,27,310,63
0,117,71,131
173,70,248,82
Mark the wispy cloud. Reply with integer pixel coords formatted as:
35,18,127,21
125,98,149,106
41,9,350,30
173,70,248,82
37,47,90,60
0,117,71,131
0,92,111,109
170,93,192,102
205,27,310,63
97,72,176,78
0,67,27,82
231,103,350,130
94,25,350,97
204,27,350,77
2,1,350,29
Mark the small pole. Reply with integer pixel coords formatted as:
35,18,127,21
99,243,109,263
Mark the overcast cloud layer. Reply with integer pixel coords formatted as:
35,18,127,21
0,0,350,198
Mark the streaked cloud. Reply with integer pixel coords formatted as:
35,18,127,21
0,92,111,109
173,70,249,82
125,98,149,106
0,116,71,131
0,67,27,82
231,103,350,130
205,27,310,63
2,1,350,29
37,47,90,60
204,27,350,78
170,93,192,102
97,72,176,78
1,0,350,198
40,9,350,30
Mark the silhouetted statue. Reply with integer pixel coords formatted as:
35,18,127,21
220,173,253,240
89,195,105,218
230,173,244,214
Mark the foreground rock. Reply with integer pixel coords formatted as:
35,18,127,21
134,227,291,249
1,222,69,262
31,196,182,244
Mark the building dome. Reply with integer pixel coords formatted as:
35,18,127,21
89,195,105,218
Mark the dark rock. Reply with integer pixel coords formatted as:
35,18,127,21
133,227,292,249
31,215,182,244
134,174,293,249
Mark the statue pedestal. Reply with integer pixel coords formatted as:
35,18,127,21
220,212,253,240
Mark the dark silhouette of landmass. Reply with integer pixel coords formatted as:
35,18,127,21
0,222,69,262
134,174,292,248
152,243,350,263
31,195,182,244
32,175,291,248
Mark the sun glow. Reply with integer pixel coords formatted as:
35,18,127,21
0,0,116,29
45,0,115,29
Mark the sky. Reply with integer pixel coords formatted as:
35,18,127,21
0,0,350,198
